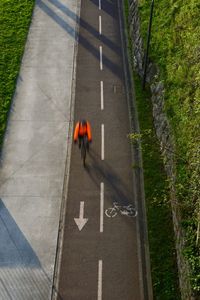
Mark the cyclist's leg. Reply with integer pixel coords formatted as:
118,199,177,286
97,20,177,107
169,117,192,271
78,135,82,148
86,135,89,152
82,135,87,166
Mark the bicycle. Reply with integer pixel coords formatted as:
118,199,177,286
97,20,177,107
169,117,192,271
80,134,88,167
105,202,137,218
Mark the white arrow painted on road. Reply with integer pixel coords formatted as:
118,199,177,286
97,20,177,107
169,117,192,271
74,202,88,231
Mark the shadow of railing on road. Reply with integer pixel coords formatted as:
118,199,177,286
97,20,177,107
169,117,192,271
86,149,135,208
90,0,117,18
37,0,123,79
47,0,121,55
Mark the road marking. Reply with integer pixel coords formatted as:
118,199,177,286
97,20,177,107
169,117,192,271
101,124,104,160
99,0,101,10
100,182,104,232
74,201,88,231
98,260,103,300
105,202,138,218
100,81,104,110
99,46,103,70
99,16,102,35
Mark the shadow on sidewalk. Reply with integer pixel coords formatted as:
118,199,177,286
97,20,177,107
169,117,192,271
0,198,41,268
0,198,55,299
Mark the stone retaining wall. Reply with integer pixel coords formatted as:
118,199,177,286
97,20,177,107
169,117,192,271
127,0,192,299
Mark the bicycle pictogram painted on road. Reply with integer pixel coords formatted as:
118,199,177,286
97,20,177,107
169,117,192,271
105,202,137,218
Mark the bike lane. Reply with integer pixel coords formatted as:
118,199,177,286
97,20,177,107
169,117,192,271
55,0,145,299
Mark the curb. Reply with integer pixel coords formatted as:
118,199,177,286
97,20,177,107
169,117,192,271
117,1,153,299
51,1,81,299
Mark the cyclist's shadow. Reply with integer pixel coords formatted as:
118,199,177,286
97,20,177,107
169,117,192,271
85,148,135,208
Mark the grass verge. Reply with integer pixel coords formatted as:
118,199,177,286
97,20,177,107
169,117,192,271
0,0,35,148
124,0,180,298
138,0,200,295
134,76,181,299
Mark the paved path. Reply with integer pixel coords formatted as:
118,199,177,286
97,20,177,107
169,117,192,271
55,0,147,299
0,0,80,299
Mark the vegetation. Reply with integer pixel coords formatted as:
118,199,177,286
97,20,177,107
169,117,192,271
133,77,181,299
124,1,180,298
138,0,200,295
0,0,35,147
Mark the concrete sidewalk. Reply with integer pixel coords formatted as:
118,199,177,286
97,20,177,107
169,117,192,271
0,0,80,298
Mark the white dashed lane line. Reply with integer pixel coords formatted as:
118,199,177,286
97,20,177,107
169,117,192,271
98,260,103,300
98,3,103,299
100,182,104,232
99,15,102,35
99,46,103,70
100,81,104,110
101,124,104,160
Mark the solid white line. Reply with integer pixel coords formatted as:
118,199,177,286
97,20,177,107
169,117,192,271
99,15,102,35
98,260,103,300
101,124,104,160
99,0,101,10
100,182,104,233
99,46,103,70
100,81,104,110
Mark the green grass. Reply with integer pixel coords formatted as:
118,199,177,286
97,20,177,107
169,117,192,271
138,0,200,295
0,0,35,147
134,76,180,299
124,1,181,298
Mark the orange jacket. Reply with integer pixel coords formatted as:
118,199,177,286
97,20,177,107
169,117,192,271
74,121,92,142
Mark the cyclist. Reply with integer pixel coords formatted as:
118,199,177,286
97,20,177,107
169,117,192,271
73,120,92,149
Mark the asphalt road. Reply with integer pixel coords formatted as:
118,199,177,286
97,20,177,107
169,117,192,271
57,0,144,299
